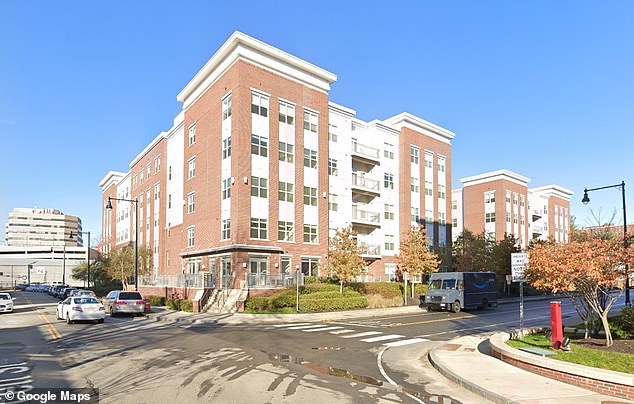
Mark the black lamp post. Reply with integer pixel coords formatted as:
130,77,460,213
582,181,629,305
71,231,90,288
105,196,139,291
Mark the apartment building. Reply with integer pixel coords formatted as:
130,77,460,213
452,170,572,248
100,32,455,288
5,207,83,247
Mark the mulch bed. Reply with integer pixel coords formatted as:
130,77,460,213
571,337,634,355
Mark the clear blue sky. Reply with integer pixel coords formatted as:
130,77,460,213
1,1,633,244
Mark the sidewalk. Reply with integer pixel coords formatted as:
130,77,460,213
428,335,632,404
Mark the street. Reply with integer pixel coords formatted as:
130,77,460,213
1,291,627,404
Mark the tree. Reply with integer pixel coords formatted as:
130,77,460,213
325,226,366,293
138,245,153,277
106,247,135,290
489,234,522,294
452,230,493,272
71,254,110,287
396,224,440,281
527,239,633,346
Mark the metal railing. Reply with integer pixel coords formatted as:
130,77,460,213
138,273,214,288
246,273,296,289
358,242,381,256
352,206,381,225
351,173,380,192
351,141,380,160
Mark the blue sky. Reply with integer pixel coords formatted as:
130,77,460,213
1,1,633,244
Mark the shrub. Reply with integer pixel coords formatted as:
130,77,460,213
301,290,362,300
303,276,338,284
301,284,340,294
349,282,402,298
147,296,166,306
167,299,180,310
299,296,368,312
245,297,271,311
270,289,296,308
180,300,193,312
619,306,634,334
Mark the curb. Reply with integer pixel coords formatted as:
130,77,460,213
427,348,513,404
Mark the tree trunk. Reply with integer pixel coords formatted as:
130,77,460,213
600,314,613,347
340,280,343,294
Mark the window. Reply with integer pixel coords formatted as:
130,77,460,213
384,204,395,220
411,207,420,224
411,177,420,193
513,215,518,224
132,175,138,190
410,146,420,164
154,184,160,200
222,94,232,120
303,224,318,243
250,218,267,239
187,192,195,213
278,221,294,241
154,156,161,173
222,178,231,200
251,92,269,117
168,194,172,209
251,134,268,157
520,215,525,225
485,212,496,223
303,110,318,133
281,256,291,274
506,191,511,203
385,235,395,251
452,200,458,210
438,184,446,199
438,212,446,225
452,218,458,228
222,137,231,159
506,212,511,223
425,180,433,196
140,169,144,184
485,191,495,204
426,209,434,223
301,257,319,276
168,166,172,180
188,124,196,146
279,142,294,163
303,186,317,206
424,151,433,169
187,226,195,247
328,124,337,142
251,176,268,198
278,181,294,202
438,156,446,173
384,143,394,159
188,158,196,179
385,264,397,282
384,173,394,189
221,219,230,240
328,158,338,176
279,101,295,125
329,194,338,211
520,195,525,207
513,193,518,205
146,163,151,179
303,148,317,168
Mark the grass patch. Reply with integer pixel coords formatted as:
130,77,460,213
507,333,634,374
366,294,403,308
242,307,297,314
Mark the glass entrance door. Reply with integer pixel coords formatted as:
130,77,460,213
249,257,268,287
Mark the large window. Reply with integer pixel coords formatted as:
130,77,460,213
424,151,433,169
301,257,319,276
384,173,394,189
278,221,294,242
303,186,317,206
279,142,294,163
385,264,397,282
303,110,318,133
187,158,196,179
279,101,295,125
303,148,317,168
411,177,420,193
250,218,267,239
154,156,161,173
222,137,231,159
485,191,495,204
251,135,268,157
384,235,395,251
384,204,395,220
222,94,232,120
410,146,420,164
251,92,269,117
221,219,230,240
384,143,394,159
438,156,446,173
188,124,196,146
328,124,337,142
411,207,420,224
187,192,195,213
303,224,318,243
485,212,496,223
438,184,446,199
187,226,195,247
222,178,231,200
278,181,294,202
251,176,268,198
329,194,338,212
328,158,338,176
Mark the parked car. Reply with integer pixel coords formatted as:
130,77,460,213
56,297,105,324
61,288,78,300
0,292,16,313
69,289,96,298
102,291,145,316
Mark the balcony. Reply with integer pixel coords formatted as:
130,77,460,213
138,273,214,288
351,205,381,230
532,208,544,222
358,242,381,258
351,141,380,165
246,273,297,289
351,173,381,196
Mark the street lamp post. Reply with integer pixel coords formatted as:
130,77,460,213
105,196,139,291
582,181,629,305
71,231,91,289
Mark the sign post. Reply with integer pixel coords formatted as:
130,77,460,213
511,253,529,337
403,272,409,305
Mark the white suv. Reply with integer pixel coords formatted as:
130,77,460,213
0,293,16,313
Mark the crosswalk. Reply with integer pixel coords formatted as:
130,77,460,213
272,322,428,346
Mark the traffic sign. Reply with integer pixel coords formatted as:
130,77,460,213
511,253,528,283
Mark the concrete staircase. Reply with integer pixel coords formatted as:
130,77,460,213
204,289,244,314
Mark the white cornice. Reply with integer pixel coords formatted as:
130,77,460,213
382,113,455,144
461,169,531,188
129,132,167,168
99,171,126,191
328,101,356,118
529,185,574,200
177,31,337,109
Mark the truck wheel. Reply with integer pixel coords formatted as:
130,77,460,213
481,298,489,310
451,301,461,313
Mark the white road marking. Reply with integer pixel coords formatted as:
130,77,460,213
377,347,424,404
302,326,343,332
360,334,404,343
340,331,382,339
286,324,330,330
273,323,311,328
382,338,428,347
329,329,355,335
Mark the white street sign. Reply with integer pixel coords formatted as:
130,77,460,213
511,253,528,283
35,266,46,275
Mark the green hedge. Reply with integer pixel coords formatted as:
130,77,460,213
348,282,402,298
301,290,362,300
303,276,339,284
299,296,368,312
147,296,166,306
300,283,341,294
166,298,193,312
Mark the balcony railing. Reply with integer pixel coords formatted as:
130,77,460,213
352,206,381,225
351,141,380,161
358,242,381,256
246,273,297,289
351,173,380,193
138,273,214,288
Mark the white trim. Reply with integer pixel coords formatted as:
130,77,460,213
250,88,271,98
328,101,356,117
278,97,296,106
461,169,531,188
302,106,320,115
129,132,166,168
383,112,455,144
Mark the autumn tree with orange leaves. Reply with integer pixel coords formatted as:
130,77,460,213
527,238,633,346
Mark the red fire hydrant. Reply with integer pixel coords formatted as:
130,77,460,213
550,301,563,349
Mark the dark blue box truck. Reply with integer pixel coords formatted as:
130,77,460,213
420,272,497,313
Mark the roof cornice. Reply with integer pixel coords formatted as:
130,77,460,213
461,169,531,187
383,112,455,144
99,171,126,190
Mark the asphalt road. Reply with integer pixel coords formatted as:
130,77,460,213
0,291,627,404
